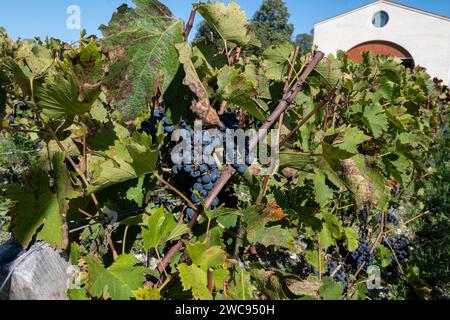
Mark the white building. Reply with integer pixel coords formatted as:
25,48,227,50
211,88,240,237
314,0,450,85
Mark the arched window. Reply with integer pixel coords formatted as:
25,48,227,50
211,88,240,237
372,11,389,28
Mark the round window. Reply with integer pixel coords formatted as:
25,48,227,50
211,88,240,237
372,11,389,28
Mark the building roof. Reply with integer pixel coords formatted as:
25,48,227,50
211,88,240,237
315,0,450,26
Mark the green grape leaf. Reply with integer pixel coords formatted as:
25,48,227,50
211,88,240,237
279,151,317,170
363,104,389,138
185,242,226,270
332,126,371,154
100,0,184,119
319,277,344,300
227,267,254,300
142,207,190,251
376,244,393,268
244,207,296,251
204,207,242,221
178,263,213,300
88,132,159,193
7,153,78,248
305,250,326,271
312,170,334,208
1,57,32,96
319,224,335,249
36,71,99,121
250,268,286,300
314,55,343,87
90,100,109,123
126,177,145,207
261,41,294,81
196,1,250,46
216,65,265,121
86,254,146,300
285,277,321,298
341,155,389,211
247,224,296,251
38,152,79,248
343,227,359,252
67,289,90,300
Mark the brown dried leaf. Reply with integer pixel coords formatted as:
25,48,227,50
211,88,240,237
176,42,222,126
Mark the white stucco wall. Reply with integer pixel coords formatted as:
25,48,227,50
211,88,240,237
314,1,450,84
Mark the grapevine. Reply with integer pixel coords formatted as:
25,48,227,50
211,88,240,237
0,0,448,301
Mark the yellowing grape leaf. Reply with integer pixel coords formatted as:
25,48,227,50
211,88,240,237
132,287,161,300
196,2,250,46
16,40,53,76
185,242,226,270
178,263,213,300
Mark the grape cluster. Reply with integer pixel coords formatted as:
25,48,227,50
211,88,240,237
326,261,348,285
171,113,252,219
307,262,348,285
349,239,376,273
171,120,223,220
140,110,253,220
147,190,179,209
360,206,400,226
139,108,175,140
385,234,410,263
219,112,253,174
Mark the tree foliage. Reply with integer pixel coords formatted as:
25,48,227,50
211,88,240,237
250,0,294,47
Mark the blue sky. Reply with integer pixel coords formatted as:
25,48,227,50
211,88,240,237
0,0,449,43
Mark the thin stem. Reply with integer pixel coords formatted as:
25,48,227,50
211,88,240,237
207,268,214,295
354,212,385,279
385,211,431,234
280,87,336,147
155,248,169,278
78,208,94,219
284,46,300,93
218,101,228,115
385,238,404,274
158,274,173,291
83,131,87,178
154,173,198,211
122,225,129,254
104,227,119,261
318,237,322,282
184,8,197,39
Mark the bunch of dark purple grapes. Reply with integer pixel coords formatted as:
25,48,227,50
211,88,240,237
138,108,175,140
348,239,376,273
385,234,410,263
174,113,251,219
326,261,348,285
360,205,399,226
219,112,252,174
